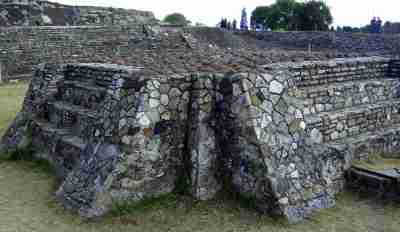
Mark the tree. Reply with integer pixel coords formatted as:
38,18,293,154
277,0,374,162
250,0,333,31
163,13,190,26
296,1,333,31
251,6,271,30
250,0,301,31
383,21,400,34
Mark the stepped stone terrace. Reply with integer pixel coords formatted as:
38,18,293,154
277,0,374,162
1,55,400,223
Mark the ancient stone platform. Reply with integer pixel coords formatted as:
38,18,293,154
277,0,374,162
1,56,400,223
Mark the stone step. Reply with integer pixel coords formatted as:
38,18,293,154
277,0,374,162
292,78,400,115
63,80,108,93
306,99,400,143
327,123,400,160
64,64,131,87
47,101,99,138
32,119,87,151
31,119,87,178
57,80,108,110
292,63,389,88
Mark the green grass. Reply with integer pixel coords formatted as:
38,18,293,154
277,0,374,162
1,82,400,231
0,82,28,137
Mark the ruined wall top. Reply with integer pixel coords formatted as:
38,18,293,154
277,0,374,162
0,0,157,26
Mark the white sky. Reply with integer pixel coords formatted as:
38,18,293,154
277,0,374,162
55,0,400,27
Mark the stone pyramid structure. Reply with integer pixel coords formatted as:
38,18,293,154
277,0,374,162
1,56,400,223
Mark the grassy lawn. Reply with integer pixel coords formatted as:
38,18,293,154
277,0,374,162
0,82,28,137
0,82,400,232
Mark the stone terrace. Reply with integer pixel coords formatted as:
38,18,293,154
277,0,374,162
0,26,377,82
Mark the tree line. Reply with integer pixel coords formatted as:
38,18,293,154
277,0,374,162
161,2,400,34
250,0,332,31
337,18,400,34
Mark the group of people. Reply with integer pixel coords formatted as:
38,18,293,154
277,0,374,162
370,17,383,33
219,18,238,30
219,8,249,31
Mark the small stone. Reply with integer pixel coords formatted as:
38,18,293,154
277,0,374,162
119,118,127,129
262,73,274,82
331,131,339,140
242,79,252,92
291,170,300,178
316,104,324,112
292,143,298,150
121,178,133,188
161,112,171,120
295,110,303,119
182,91,190,102
299,121,306,130
310,128,323,143
256,76,266,87
169,88,181,98
150,91,160,98
149,99,160,108
270,80,284,94
122,135,133,145
161,94,169,106
336,122,344,131
279,197,289,205
233,83,241,96
152,80,161,89
137,113,151,126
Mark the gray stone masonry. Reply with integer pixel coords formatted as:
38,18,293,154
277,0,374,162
1,56,400,223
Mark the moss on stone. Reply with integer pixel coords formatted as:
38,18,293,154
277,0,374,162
251,95,262,106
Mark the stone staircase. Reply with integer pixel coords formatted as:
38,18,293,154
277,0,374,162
30,64,128,177
290,57,400,159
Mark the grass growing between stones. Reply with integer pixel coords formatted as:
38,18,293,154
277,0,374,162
1,82,400,231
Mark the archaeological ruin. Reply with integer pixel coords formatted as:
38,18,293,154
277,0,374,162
1,0,400,225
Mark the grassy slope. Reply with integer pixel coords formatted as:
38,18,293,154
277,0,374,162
0,82,400,232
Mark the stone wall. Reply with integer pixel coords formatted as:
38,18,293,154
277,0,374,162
280,57,400,161
0,0,156,27
0,25,336,82
0,25,144,80
238,31,400,55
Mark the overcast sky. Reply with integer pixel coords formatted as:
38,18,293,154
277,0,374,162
55,0,399,27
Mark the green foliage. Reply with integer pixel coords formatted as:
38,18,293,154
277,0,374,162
251,0,333,31
251,0,301,31
110,194,180,216
174,171,191,195
163,13,190,26
296,1,333,31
